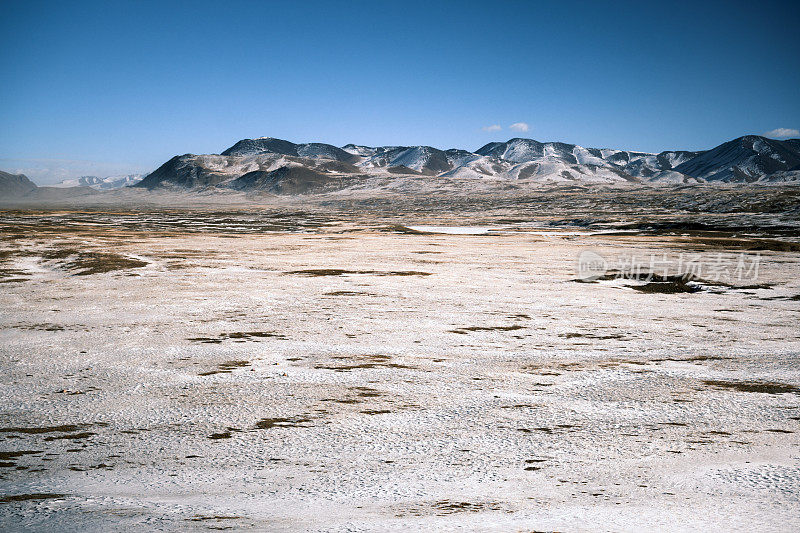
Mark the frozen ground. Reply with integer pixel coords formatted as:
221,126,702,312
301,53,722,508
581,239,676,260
0,190,799,531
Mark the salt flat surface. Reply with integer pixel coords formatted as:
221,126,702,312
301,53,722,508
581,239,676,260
0,205,799,532
404,225,495,234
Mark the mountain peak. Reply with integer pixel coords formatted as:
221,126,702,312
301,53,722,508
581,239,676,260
221,137,299,157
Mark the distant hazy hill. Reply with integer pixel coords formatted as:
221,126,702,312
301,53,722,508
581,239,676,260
0,170,98,201
122,134,800,194
0,170,38,197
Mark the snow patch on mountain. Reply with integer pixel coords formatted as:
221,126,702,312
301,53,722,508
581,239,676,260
673,135,800,182
342,144,377,157
54,174,143,190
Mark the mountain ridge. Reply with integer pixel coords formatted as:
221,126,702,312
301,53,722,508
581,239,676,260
5,135,799,200
133,134,800,193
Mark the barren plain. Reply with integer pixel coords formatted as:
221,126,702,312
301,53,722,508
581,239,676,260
1,186,799,531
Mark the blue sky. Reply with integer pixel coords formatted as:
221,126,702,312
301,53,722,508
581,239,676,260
1,0,798,183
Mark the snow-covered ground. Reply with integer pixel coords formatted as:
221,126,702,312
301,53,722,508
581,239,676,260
0,201,799,531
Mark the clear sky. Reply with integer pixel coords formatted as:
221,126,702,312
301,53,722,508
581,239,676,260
1,0,799,183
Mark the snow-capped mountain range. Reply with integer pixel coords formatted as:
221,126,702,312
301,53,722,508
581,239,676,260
132,134,800,193
54,174,143,190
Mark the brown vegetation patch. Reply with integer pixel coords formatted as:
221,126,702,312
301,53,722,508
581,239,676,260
352,386,382,398
632,275,703,294
676,237,800,252
60,252,148,275
700,379,799,395
323,291,369,296
285,269,431,277
0,493,67,504
0,248,32,280
560,332,627,340
579,270,772,294
396,500,506,517
430,500,505,514
0,424,95,435
661,355,730,362
68,463,114,472
524,359,653,374
322,398,361,404
322,386,385,406
0,450,43,461
451,325,524,334
188,332,285,343
188,515,242,522
198,360,251,376
208,432,233,440
518,427,554,434
314,354,414,372
43,432,95,441
13,323,65,331
524,458,547,471
0,266,29,282
254,417,313,430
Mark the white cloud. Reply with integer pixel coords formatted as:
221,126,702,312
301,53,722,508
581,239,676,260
482,124,502,132
764,128,799,139
509,122,529,132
